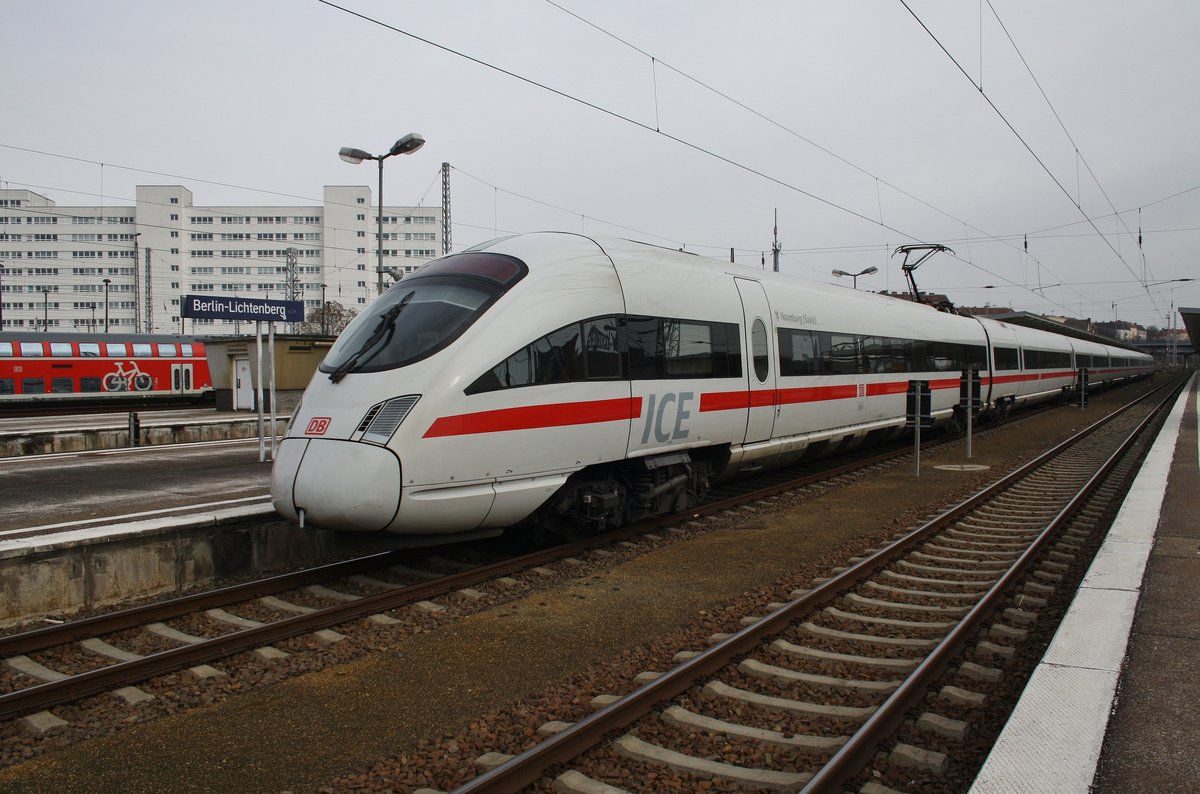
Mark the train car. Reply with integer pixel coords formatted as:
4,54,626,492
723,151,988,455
0,331,214,407
270,232,1152,540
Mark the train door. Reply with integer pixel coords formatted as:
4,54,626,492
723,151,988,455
170,364,194,395
234,357,253,410
734,278,777,443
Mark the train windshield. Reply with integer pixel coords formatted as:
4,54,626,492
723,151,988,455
320,253,527,378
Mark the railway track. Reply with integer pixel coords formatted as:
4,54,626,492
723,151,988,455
444,377,1182,793
0,381,1156,755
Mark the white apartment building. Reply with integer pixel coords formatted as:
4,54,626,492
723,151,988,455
0,186,443,333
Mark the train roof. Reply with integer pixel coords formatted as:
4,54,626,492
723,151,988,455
981,312,1147,354
0,331,203,343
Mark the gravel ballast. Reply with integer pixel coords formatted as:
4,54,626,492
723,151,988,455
0,390,1141,793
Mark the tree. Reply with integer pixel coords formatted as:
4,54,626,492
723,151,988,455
298,301,357,336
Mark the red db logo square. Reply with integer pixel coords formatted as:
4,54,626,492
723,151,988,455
305,416,332,435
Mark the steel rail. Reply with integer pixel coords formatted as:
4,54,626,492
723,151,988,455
449,377,1179,794
0,389,1130,722
800,375,1184,791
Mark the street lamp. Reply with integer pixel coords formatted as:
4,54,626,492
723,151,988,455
831,266,878,290
320,282,328,336
102,278,111,332
89,302,96,332
42,289,49,332
0,263,6,330
338,133,426,295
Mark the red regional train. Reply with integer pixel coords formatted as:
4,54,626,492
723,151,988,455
0,332,213,406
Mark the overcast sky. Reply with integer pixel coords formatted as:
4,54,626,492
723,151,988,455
3,0,1197,328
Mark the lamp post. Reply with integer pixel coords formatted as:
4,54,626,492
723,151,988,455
320,282,328,336
90,302,96,332
831,266,878,290
102,278,111,332
0,263,6,330
338,133,426,295
42,288,49,332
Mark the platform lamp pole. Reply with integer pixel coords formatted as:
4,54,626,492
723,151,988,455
338,133,426,295
832,266,878,290
0,263,5,330
42,288,49,332
102,278,112,332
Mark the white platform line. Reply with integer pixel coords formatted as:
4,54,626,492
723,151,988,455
970,374,1195,794
0,495,271,538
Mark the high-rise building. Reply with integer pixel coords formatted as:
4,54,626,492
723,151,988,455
0,185,443,333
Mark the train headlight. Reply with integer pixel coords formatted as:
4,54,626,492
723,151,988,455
357,395,421,445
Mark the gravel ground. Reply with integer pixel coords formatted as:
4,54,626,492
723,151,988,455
0,384,1153,793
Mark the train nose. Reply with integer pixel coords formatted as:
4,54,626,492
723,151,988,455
271,438,402,532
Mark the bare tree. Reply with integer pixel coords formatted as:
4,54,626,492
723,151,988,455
298,301,357,336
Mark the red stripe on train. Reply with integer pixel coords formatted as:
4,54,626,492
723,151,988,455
423,396,643,438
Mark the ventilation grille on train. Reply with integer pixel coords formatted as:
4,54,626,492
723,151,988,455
358,395,420,445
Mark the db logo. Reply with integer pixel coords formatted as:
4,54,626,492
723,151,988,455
305,416,332,435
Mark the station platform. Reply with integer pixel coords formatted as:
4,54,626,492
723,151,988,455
0,407,289,457
971,372,1199,792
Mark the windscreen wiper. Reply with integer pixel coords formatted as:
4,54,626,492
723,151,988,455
328,291,414,384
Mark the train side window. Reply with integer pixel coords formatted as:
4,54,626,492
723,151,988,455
180,344,194,357
824,333,859,375
132,343,152,357
964,344,987,370
21,378,45,393
0,343,11,357
106,343,127,356
0,378,13,394
710,322,742,378
80,377,102,393
664,320,715,377
79,343,100,357
19,342,43,357
582,318,621,380
993,346,1019,370
158,344,177,356
538,325,583,383
625,316,660,379
50,343,72,357
750,320,769,382
51,378,73,393
778,328,822,376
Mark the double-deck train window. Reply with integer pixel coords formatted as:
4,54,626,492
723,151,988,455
132,343,152,357
52,378,73,393
50,343,72,357
19,342,42,357
0,343,11,357
157,344,177,356
0,378,13,394
79,343,100,357
20,378,45,393
106,343,127,356
81,377,102,393
180,344,194,357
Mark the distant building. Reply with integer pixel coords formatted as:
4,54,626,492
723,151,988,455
0,186,443,333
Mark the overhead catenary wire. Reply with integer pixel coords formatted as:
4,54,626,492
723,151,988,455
313,0,1091,317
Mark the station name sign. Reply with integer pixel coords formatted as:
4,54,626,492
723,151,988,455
182,294,304,322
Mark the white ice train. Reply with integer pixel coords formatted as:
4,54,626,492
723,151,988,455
270,232,1153,539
